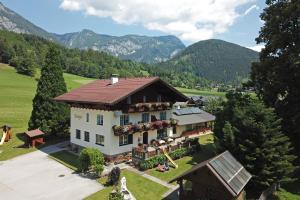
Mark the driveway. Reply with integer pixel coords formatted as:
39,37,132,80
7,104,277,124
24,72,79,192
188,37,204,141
0,144,102,200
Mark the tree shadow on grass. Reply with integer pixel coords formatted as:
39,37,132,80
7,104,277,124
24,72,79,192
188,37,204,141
187,142,217,165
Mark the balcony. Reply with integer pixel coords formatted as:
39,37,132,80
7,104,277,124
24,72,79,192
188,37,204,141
112,118,178,136
124,102,171,113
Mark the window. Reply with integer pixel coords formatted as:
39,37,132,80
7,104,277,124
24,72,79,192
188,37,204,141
120,114,130,126
76,129,81,139
142,113,149,123
143,95,147,103
96,134,104,146
97,114,103,125
157,128,168,139
127,96,132,104
119,134,133,146
84,131,90,142
160,111,167,120
86,113,89,122
173,126,177,134
186,124,193,131
157,95,162,102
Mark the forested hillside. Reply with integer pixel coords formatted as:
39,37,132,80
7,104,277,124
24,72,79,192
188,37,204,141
0,30,210,88
159,39,259,84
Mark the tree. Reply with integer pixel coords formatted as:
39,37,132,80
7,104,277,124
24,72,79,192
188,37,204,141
250,0,300,157
108,167,121,186
78,147,105,176
28,45,69,136
203,97,224,115
214,92,297,196
14,51,36,76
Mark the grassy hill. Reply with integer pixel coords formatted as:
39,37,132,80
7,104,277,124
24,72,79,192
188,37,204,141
0,63,93,160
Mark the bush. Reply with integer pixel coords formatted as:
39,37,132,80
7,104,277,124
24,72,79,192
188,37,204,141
139,147,193,170
169,148,189,160
139,154,166,170
78,147,104,176
108,167,121,186
109,189,124,200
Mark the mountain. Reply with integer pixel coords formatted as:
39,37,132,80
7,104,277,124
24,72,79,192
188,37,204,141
159,39,259,83
0,2,54,40
53,29,185,64
0,2,184,64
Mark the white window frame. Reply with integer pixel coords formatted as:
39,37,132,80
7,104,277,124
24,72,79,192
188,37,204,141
97,114,103,125
142,113,150,123
75,129,81,139
160,111,167,120
84,131,90,142
120,114,130,126
95,134,104,146
119,135,128,146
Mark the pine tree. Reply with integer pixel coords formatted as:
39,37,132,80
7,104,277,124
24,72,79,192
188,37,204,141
15,50,36,77
214,92,297,195
28,45,69,136
250,0,300,157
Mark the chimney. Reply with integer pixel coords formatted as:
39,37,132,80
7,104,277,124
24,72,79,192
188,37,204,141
111,74,119,84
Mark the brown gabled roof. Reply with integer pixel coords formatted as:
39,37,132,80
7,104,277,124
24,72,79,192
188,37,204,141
54,77,188,105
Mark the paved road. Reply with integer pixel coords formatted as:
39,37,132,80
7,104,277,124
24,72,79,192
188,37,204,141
0,144,102,200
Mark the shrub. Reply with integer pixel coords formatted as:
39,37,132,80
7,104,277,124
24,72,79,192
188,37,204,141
139,154,166,170
78,147,104,176
169,148,189,160
109,189,124,200
108,167,121,186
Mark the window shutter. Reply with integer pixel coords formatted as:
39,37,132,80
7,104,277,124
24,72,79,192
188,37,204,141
128,134,133,144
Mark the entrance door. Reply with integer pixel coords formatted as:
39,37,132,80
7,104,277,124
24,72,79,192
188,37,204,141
143,132,148,144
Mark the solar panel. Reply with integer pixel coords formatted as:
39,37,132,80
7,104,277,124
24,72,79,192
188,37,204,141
209,151,251,195
174,107,202,115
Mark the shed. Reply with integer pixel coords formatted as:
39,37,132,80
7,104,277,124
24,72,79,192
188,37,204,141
170,151,252,200
25,129,45,148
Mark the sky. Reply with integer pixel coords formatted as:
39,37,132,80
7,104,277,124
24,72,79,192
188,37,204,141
2,0,266,51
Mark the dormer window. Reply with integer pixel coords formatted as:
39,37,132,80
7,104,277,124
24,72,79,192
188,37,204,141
157,95,162,102
143,95,147,103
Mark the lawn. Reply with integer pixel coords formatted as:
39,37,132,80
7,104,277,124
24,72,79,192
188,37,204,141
86,170,169,200
147,134,216,183
176,87,226,97
49,150,80,171
0,64,93,160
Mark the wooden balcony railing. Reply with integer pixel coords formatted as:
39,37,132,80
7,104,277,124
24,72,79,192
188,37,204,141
112,118,178,136
124,102,171,113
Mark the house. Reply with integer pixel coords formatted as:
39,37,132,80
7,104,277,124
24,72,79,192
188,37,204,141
169,151,252,200
171,106,215,138
55,76,188,161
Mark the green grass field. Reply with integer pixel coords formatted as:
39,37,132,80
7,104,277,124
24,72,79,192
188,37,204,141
148,134,216,182
86,170,169,200
176,87,226,97
0,64,93,160
49,150,80,171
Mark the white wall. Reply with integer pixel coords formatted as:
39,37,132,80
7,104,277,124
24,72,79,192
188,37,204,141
70,107,173,156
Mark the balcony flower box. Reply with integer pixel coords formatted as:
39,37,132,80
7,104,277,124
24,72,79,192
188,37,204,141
133,123,144,132
153,121,163,129
162,120,171,128
144,122,152,131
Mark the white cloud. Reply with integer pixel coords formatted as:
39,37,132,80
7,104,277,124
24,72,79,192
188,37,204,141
60,0,255,42
243,4,259,16
247,44,264,52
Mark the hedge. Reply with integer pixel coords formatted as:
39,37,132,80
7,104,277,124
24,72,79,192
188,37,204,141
139,147,192,170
